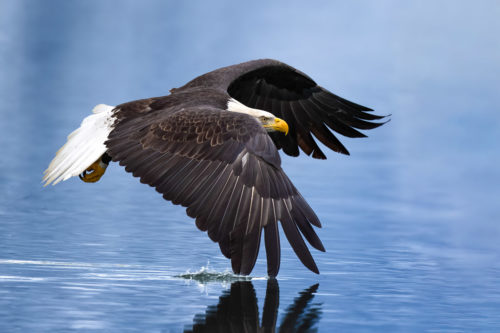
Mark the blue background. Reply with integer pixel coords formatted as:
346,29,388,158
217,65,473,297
1,1,499,331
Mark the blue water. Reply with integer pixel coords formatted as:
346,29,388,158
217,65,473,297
1,1,500,332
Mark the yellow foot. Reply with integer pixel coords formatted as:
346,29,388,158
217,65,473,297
79,159,108,183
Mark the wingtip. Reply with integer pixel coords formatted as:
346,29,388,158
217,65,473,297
267,270,278,278
310,263,320,274
369,117,391,129
376,113,391,122
316,241,326,253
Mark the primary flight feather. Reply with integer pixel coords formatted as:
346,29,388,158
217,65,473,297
43,59,387,276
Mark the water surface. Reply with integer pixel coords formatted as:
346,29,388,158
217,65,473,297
1,1,499,332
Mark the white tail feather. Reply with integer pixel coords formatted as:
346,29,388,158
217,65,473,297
43,104,115,186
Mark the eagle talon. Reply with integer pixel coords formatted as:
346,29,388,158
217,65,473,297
79,159,108,183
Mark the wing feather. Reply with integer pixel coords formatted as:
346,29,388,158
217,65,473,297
106,106,323,276
264,208,280,277
280,200,319,274
218,59,388,157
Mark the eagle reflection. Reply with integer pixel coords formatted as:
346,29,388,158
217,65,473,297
184,279,321,332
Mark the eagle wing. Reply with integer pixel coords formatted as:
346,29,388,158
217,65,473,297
177,59,387,159
106,105,324,276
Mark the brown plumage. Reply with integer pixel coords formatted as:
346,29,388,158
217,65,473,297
102,59,386,276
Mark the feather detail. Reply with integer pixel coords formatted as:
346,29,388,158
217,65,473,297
43,104,115,186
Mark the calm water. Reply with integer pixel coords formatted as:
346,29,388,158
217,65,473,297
1,1,499,332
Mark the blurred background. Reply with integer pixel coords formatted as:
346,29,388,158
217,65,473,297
1,1,499,332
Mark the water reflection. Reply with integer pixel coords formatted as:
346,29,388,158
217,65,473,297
184,279,321,332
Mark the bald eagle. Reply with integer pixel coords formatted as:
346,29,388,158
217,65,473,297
43,59,387,276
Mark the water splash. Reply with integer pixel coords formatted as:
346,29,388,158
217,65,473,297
175,262,254,283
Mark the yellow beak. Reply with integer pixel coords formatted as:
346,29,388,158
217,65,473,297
266,117,289,135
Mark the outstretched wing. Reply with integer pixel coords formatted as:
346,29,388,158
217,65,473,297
106,105,324,276
177,59,387,159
